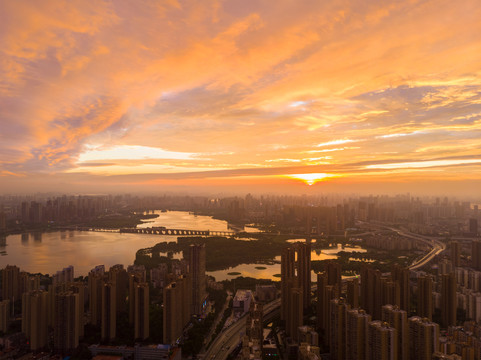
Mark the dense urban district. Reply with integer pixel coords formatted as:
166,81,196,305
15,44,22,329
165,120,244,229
1,193,481,360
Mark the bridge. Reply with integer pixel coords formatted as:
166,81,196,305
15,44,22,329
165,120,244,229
119,227,236,237
58,227,120,233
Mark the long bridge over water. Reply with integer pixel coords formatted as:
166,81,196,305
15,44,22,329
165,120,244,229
58,226,236,237
120,227,235,236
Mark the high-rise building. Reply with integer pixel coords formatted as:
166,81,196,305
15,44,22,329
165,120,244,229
441,273,457,328
66,282,85,338
22,290,48,351
88,271,104,326
190,244,206,315
0,300,9,333
382,304,408,360
392,265,411,312
408,316,439,360
367,321,397,360
53,265,74,286
451,242,461,267
296,242,311,310
134,282,149,340
325,261,342,295
381,279,400,308
346,308,371,360
281,247,295,322
470,219,478,236
19,272,40,295
163,278,190,344
128,271,144,324
287,286,303,342
101,282,116,341
361,266,383,320
0,211,5,231
109,264,128,313
346,278,359,308
472,240,481,271
54,291,79,355
2,265,20,302
330,298,350,360
316,272,336,347
417,275,433,320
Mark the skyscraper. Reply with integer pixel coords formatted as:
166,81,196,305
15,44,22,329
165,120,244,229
472,240,481,270
451,241,461,267
54,291,79,354
417,275,433,320
88,271,104,326
190,243,206,315
281,247,295,322
296,242,311,310
163,279,189,344
2,265,20,302
346,278,359,308
325,261,341,295
134,282,149,340
128,265,145,324
109,264,128,313
346,308,371,360
22,290,48,351
382,304,408,360
287,286,303,341
408,316,439,360
316,271,337,348
330,298,350,360
441,273,457,328
381,279,401,308
392,265,411,312
0,300,9,333
367,321,397,360
361,266,383,320
101,282,116,341
470,219,478,236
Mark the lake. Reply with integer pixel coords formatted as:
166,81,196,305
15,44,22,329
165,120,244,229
0,211,247,276
0,210,366,281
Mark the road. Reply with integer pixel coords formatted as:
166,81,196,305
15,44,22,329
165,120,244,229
200,225,446,360
378,225,446,270
200,299,280,360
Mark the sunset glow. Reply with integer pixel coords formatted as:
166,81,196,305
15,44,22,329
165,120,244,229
0,0,480,194
286,173,338,186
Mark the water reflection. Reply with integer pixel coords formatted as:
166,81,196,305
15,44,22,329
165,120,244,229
21,233,29,244
33,232,42,242
0,236,5,256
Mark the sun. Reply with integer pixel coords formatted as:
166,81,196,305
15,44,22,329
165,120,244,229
285,173,338,185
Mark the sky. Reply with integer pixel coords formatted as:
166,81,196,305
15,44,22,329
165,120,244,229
1,0,481,196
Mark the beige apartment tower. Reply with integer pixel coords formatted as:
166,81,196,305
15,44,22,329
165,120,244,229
346,308,371,360
408,316,439,360
134,282,149,340
54,291,79,354
22,290,49,351
417,275,433,320
367,321,397,360
2,265,20,302
101,282,116,341
190,244,206,315
281,247,295,322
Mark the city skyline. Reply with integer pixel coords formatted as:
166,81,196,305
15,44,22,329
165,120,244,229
1,1,481,195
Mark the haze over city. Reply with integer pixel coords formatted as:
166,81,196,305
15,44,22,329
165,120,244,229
1,0,481,196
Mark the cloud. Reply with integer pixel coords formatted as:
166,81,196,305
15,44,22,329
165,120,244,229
1,0,481,193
